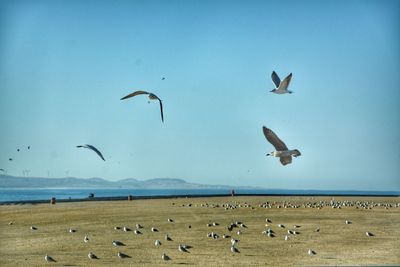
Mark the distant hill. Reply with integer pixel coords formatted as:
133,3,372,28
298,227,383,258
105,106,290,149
0,175,243,189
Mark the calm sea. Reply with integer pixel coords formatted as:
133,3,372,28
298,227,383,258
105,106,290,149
0,188,398,202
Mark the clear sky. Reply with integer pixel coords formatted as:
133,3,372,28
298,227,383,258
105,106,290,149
1,0,399,191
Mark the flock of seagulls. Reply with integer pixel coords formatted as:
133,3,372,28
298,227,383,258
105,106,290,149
263,71,301,166
27,197,397,264
2,71,300,168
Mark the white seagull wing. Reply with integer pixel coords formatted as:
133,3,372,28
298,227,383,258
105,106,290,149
278,73,292,91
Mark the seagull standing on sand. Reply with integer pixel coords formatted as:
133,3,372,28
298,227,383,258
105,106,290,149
231,246,240,253
270,71,293,94
263,126,301,166
178,244,189,253
112,240,125,246
162,253,170,261
88,252,98,259
120,90,164,123
45,254,56,262
76,144,105,161
231,238,239,246
117,252,131,258
155,240,161,247
84,235,89,243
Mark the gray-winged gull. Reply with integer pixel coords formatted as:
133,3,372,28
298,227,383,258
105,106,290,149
270,71,293,94
45,254,56,262
120,90,164,123
263,126,301,166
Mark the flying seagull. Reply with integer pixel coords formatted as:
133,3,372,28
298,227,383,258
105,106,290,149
120,90,164,123
270,71,293,94
76,144,105,161
262,126,301,166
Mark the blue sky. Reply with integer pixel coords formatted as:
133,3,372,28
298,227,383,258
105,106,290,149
0,0,399,190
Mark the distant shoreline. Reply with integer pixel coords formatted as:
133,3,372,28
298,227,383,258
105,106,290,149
1,193,398,205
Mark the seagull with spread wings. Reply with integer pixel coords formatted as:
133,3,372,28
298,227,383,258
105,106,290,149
262,126,301,166
76,144,105,161
270,71,293,94
120,90,164,123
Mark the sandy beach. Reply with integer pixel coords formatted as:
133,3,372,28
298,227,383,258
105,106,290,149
1,196,399,266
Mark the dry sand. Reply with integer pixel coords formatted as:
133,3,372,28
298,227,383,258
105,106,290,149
0,196,399,266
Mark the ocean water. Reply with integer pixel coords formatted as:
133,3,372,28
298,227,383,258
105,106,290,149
0,188,244,202
0,188,398,202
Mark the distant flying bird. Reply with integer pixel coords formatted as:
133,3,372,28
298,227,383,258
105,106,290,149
270,71,293,94
28,146,30,150
120,90,164,123
9,158,13,161
262,126,301,166
17,149,20,152
161,77,166,80
76,144,105,161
